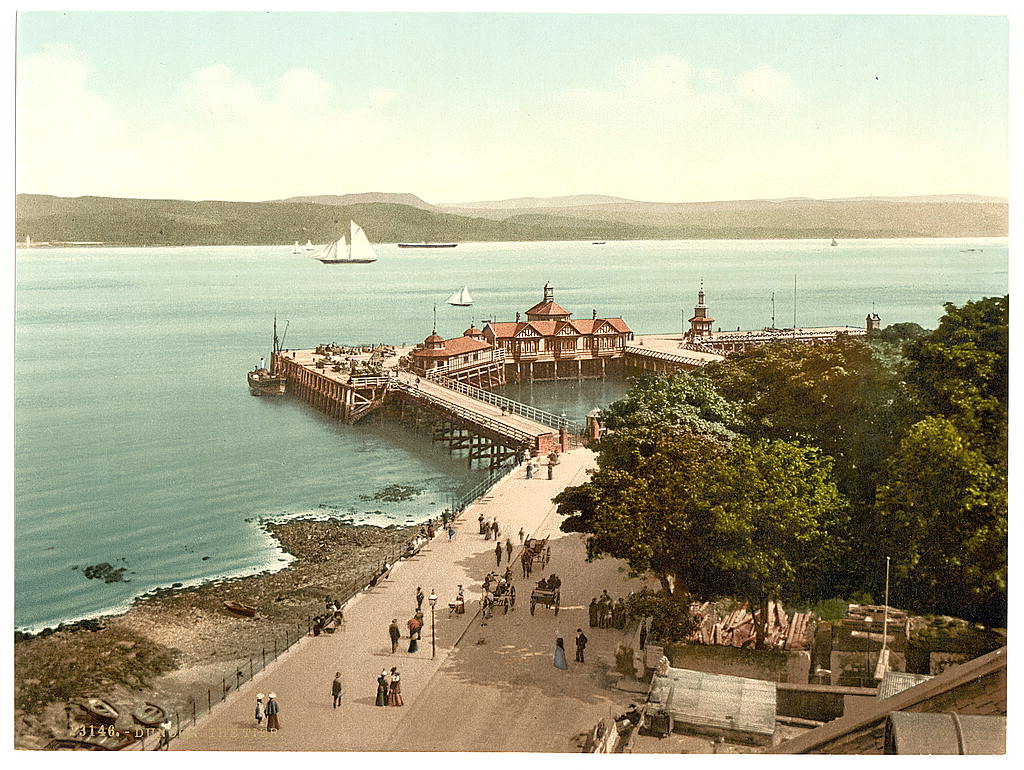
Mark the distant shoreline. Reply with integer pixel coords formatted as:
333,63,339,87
14,234,1010,250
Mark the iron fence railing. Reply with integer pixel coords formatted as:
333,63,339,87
391,380,536,446
136,538,426,750
428,374,581,434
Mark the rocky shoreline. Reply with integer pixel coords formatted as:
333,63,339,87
14,519,416,749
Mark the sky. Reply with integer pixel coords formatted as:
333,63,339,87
13,10,1012,203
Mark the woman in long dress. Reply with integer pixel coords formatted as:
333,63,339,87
375,670,388,706
553,637,569,670
265,693,280,731
388,668,404,706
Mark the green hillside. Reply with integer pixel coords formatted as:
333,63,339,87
15,193,1008,246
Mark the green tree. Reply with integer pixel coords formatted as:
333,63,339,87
876,416,1007,625
904,295,1008,468
558,432,848,647
600,372,740,436
700,439,848,647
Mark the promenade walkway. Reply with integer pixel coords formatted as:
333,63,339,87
172,447,643,752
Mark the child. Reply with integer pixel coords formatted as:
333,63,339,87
255,693,265,726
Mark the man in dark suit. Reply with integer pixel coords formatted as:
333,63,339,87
575,628,588,663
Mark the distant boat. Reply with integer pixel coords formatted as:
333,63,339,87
831,238,838,246
291,241,302,254
398,242,457,249
304,239,315,251
446,286,474,306
315,221,379,264
592,241,606,245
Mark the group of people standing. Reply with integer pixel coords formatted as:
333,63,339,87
552,628,589,669
375,667,403,707
589,590,628,629
479,514,501,540
254,692,280,730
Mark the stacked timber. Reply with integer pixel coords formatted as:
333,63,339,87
687,600,815,651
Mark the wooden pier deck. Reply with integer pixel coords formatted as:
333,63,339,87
271,348,566,457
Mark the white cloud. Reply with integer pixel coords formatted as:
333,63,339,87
735,66,799,104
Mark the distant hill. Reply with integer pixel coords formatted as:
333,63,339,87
441,194,640,210
15,193,1008,246
275,192,436,210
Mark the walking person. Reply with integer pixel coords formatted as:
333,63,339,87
332,672,344,709
254,693,264,726
389,618,401,653
518,527,525,544
526,462,533,480
575,629,589,663
375,670,388,706
491,520,500,538
265,693,280,731
479,513,486,534
448,525,456,541
547,461,554,480
157,720,172,750
553,637,569,670
416,587,425,611
589,598,599,628
407,615,421,652
495,540,503,567
505,538,513,562
388,668,404,706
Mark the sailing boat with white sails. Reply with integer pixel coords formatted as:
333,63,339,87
446,286,474,306
291,241,302,254
312,221,379,264
304,239,315,250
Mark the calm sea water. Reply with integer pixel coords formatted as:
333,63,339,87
14,238,1007,630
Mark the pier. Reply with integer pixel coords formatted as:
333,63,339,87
265,284,876,457
270,346,576,466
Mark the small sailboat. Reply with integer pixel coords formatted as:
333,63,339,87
831,237,838,246
291,241,302,254
304,239,315,250
315,221,379,264
446,286,474,307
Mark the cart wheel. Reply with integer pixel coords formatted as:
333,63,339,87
530,600,536,615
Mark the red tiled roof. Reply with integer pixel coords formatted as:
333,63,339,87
486,317,632,339
410,336,493,359
525,300,572,317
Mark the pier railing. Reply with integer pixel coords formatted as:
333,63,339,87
449,462,518,514
429,374,581,434
391,380,538,447
423,348,506,379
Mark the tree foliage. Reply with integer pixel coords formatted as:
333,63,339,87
876,416,1007,625
600,372,740,436
558,429,847,646
904,295,1008,468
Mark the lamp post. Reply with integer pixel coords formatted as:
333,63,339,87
428,590,438,659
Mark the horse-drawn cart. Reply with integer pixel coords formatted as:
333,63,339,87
530,582,560,615
524,537,551,567
490,584,516,614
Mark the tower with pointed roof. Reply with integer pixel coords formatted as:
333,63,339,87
687,285,715,340
525,283,572,322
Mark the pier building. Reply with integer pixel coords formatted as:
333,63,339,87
404,284,634,383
